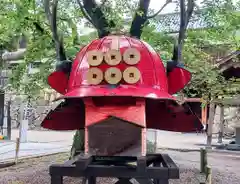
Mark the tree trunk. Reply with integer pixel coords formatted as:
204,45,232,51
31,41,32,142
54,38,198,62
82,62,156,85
207,103,216,148
2,49,26,61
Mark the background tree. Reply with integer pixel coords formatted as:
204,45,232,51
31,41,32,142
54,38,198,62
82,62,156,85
1,0,239,156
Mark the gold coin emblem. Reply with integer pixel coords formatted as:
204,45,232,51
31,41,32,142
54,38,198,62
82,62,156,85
104,67,122,84
86,67,103,85
104,50,122,66
123,67,141,84
123,48,141,65
86,50,103,66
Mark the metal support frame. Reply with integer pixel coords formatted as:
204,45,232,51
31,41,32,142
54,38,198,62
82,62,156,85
50,153,179,184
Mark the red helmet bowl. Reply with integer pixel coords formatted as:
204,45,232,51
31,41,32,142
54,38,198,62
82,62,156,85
55,35,175,102
42,35,203,132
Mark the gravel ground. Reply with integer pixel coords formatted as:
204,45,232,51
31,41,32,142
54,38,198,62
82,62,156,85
0,151,240,184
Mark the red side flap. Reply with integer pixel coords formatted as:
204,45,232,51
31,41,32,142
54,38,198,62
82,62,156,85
48,71,68,94
168,67,191,95
41,101,85,130
146,100,203,132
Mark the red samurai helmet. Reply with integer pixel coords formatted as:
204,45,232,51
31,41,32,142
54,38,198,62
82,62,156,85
42,35,203,132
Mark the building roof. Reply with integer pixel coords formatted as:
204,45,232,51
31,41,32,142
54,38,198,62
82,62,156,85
215,50,240,72
213,96,240,106
154,11,217,33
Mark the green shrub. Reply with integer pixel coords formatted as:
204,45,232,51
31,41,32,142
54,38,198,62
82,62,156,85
70,130,85,159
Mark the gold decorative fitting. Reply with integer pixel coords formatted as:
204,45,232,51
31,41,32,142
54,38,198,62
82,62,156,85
123,48,141,65
123,67,141,84
87,67,103,85
86,50,103,66
104,50,122,66
104,67,122,84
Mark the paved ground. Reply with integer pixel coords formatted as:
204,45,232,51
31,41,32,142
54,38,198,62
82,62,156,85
1,150,240,184
1,129,240,183
148,129,231,150
0,130,75,163
0,142,71,163
10,129,231,149
165,149,240,184
161,149,240,175
0,129,236,163
10,129,75,144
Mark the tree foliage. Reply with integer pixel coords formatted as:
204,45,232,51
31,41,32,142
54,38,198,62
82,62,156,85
1,0,239,157
1,0,239,100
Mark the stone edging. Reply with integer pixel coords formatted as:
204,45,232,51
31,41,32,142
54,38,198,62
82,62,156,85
158,147,240,155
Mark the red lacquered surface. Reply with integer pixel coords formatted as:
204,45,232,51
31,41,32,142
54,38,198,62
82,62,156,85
168,67,192,95
42,98,202,132
48,71,68,94
42,35,203,132
146,100,203,132
84,97,146,127
41,99,85,130
56,85,176,101
64,35,169,100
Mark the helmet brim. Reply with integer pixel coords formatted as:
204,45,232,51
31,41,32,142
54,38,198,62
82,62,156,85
54,85,177,103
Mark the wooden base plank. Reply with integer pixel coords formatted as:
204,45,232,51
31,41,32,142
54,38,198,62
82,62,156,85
49,153,179,184
87,117,143,157
84,98,146,157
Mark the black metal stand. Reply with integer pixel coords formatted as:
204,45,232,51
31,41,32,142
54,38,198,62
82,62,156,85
50,154,179,184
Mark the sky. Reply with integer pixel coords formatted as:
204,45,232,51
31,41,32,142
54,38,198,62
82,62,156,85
149,0,178,14
79,0,203,34
149,0,238,13
149,0,203,14
95,0,238,14
80,0,238,35
94,0,204,14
